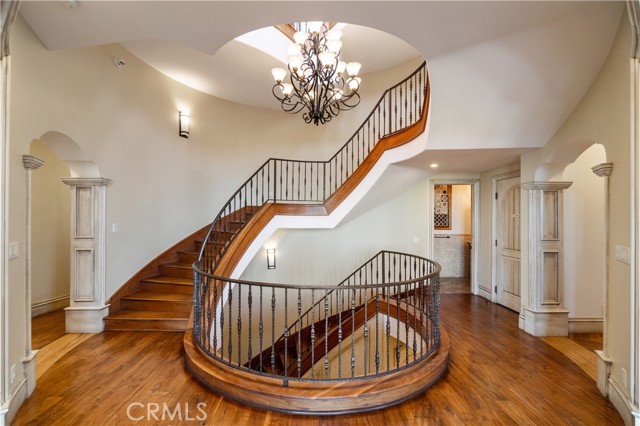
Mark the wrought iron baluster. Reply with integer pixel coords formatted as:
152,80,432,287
248,284,252,366
324,290,329,379
310,290,315,379
271,288,276,374
284,288,288,382
335,290,342,379
297,289,302,378
375,287,380,374
237,284,243,366
228,282,233,363
351,288,355,378
259,286,264,372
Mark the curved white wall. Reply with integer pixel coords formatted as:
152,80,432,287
560,143,606,324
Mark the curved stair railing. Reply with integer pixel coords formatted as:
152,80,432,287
197,61,428,275
194,251,440,382
242,251,441,380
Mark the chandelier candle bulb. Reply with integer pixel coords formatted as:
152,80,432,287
293,31,307,44
337,61,347,75
287,43,302,56
348,77,361,92
326,40,342,54
281,83,294,97
307,21,323,33
271,67,287,83
287,54,303,71
325,29,342,41
346,62,361,77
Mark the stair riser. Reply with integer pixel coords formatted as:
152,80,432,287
121,299,192,312
194,241,226,253
177,252,198,263
159,265,193,278
104,319,188,331
141,282,194,295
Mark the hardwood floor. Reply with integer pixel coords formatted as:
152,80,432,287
31,309,66,350
14,294,621,425
440,277,471,294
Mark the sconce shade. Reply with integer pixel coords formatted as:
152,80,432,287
179,112,190,138
266,248,276,269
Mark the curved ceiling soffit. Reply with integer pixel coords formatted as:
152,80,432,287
121,22,423,110
534,138,604,181
38,131,101,178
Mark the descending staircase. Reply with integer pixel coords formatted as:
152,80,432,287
104,208,258,331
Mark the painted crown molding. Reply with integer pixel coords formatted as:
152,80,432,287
22,155,44,170
591,162,613,177
521,181,572,191
61,177,112,187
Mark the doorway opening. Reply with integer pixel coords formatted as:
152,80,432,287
30,139,70,349
432,183,474,294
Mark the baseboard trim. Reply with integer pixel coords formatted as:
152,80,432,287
608,376,635,426
568,317,603,333
0,376,27,426
31,295,69,317
477,286,492,301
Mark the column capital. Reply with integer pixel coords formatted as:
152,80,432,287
521,181,572,191
22,155,44,170
591,163,613,178
61,177,112,187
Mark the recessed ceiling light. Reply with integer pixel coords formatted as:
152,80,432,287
430,163,438,168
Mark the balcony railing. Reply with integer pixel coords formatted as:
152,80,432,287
193,251,440,383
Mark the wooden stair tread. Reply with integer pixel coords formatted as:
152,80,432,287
122,291,192,302
163,261,194,269
106,309,190,320
141,275,193,285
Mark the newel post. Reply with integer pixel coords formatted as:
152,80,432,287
61,177,111,333
521,181,572,336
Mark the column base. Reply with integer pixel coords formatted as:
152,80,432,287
65,305,109,333
22,350,38,396
595,350,612,396
523,307,569,336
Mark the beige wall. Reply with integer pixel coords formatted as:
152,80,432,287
29,140,71,310
521,14,631,396
241,177,432,285
560,143,606,322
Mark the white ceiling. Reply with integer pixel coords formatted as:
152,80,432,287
18,1,625,176
120,24,420,110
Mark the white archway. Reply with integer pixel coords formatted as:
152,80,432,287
26,131,111,336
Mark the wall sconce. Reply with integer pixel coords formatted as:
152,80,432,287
179,112,190,138
266,248,276,270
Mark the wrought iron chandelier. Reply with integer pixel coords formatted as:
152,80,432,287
271,22,362,125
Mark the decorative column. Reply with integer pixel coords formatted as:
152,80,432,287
22,155,44,396
591,163,613,396
61,177,111,333
521,181,572,336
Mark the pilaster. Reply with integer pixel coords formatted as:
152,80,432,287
592,163,613,396
21,155,43,397
521,181,572,336
61,177,111,333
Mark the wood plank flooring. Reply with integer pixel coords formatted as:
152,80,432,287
31,309,66,350
15,294,622,425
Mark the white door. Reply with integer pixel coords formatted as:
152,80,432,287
496,178,521,311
